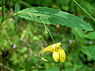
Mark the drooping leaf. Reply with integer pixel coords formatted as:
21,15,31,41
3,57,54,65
15,7,93,31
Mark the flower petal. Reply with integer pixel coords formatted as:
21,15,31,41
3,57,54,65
52,51,59,62
59,48,66,62
41,43,62,62
42,46,54,55
41,46,54,62
42,43,61,55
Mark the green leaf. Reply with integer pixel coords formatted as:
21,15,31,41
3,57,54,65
81,46,95,60
15,7,93,31
72,28,95,40
85,32,95,39
72,28,86,39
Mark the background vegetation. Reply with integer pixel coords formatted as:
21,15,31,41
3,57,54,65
0,0,95,71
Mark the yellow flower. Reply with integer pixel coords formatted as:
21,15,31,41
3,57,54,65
41,43,66,62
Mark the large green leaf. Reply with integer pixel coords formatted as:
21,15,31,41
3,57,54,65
15,7,93,31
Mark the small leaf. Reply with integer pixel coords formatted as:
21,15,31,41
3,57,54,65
86,32,95,39
81,46,95,60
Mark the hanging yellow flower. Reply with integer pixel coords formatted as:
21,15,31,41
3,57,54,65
41,42,66,62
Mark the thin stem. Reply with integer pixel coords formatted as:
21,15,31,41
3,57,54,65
73,0,95,22
40,17,55,43
19,1,31,7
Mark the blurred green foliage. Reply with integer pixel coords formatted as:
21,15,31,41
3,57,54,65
0,0,95,71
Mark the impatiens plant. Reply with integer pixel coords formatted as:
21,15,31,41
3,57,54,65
1,0,95,70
